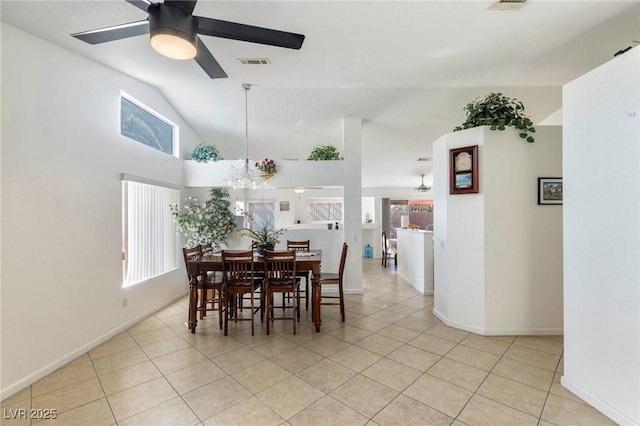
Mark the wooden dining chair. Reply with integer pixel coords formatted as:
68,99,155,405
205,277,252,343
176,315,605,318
287,240,311,311
221,250,261,336
316,242,348,322
263,250,300,335
183,246,224,328
381,231,397,268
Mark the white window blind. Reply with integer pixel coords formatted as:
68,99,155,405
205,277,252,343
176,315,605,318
123,179,180,287
246,201,275,230
308,201,343,222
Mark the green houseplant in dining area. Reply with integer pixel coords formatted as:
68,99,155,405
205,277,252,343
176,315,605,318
453,92,536,142
238,210,287,254
307,144,343,160
170,188,236,249
255,158,277,179
190,143,224,162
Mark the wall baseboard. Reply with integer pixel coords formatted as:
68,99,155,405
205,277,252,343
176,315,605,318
1,292,186,401
433,309,563,336
433,308,485,335
561,376,638,426
398,272,433,296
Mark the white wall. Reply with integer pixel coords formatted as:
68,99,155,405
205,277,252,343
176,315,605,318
483,127,563,333
562,48,639,426
433,128,486,333
433,126,563,335
1,24,203,398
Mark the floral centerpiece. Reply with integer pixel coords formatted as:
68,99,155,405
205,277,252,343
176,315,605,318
238,209,287,254
170,188,236,249
255,158,277,178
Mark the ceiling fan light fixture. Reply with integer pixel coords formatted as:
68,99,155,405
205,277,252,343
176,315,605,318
414,174,432,193
149,4,198,60
150,32,197,59
293,187,306,194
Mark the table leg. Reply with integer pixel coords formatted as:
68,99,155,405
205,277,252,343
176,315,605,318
188,279,199,333
312,265,321,332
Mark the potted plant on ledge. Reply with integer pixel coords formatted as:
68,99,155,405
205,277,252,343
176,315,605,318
255,158,277,180
307,144,343,160
190,143,224,162
453,92,536,142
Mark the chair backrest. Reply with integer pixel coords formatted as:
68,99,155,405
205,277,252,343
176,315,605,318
287,240,310,252
338,243,349,279
221,250,256,286
263,250,297,285
201,243,213,254
183,245,202,280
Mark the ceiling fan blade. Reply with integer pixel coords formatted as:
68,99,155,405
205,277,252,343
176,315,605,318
125,0,154,13
194,36,228,79
196,17,305,50
163,0,197,15
71,20,149,44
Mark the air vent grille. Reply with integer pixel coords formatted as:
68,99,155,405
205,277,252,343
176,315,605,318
238,58,271,65
489,0,527,10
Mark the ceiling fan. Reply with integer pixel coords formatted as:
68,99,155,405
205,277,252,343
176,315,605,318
70,0,305,79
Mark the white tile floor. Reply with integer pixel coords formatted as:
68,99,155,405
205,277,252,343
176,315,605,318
1,259,616,425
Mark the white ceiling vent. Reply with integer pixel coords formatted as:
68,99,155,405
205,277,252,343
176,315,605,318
238,58,271,65
489,0,527,11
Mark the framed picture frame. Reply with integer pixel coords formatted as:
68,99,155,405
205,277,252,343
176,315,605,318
538,177,563,205
279,201,290,211
450,145,479,194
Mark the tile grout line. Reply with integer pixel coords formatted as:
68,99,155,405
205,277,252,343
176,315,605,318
88,340,121,425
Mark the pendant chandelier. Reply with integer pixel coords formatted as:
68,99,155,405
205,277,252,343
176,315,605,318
223,83,267,189
414,174,431,193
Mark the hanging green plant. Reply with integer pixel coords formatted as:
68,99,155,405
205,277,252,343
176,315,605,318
453,92,536,142
170,188,236,249
307,144,343,160
190,143,224,162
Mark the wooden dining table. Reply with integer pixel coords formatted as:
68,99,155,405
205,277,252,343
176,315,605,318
186,250,324,334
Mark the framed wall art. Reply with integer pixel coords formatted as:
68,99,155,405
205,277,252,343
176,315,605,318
538,177,563,205
279,201,290,211
450,145,479,194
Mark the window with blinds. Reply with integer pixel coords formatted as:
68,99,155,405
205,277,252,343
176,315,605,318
308,201,343,222
246,201,275,230
122,178,180,287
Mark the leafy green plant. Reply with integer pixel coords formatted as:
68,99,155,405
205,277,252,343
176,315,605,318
190,143,224,162
307,144,343,160
237,209,287,246
453,93,536,143
170,188,236,249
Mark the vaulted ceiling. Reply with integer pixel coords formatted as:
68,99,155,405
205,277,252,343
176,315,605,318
2,1,639,189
